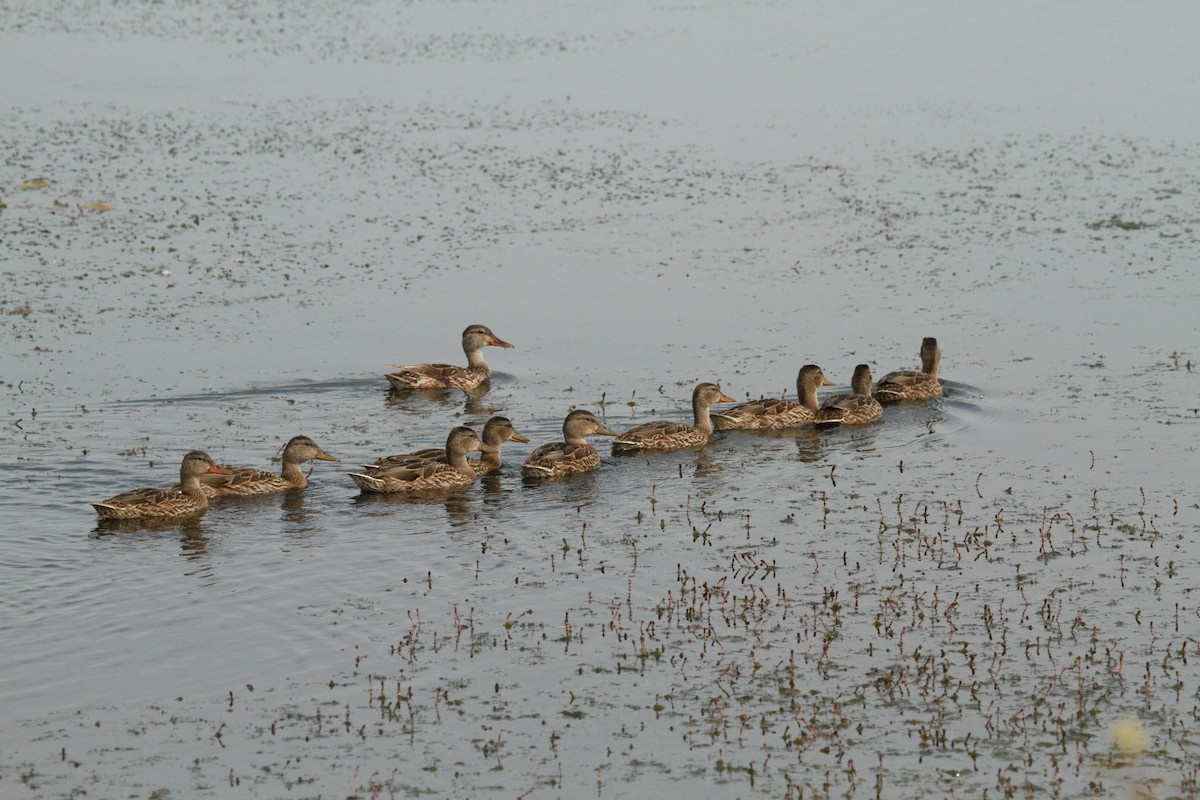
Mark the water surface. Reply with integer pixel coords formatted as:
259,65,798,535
2,1,1199,797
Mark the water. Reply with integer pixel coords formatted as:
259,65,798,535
2,1,1199,797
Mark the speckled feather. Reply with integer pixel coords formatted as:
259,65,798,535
385,324,513,392
815,365,883,427
713,365,832,430
613,383,734,452
875,337,943,402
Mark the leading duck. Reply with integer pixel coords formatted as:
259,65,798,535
385,324,514,393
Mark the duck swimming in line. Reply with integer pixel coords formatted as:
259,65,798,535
363,417,528,477
347,427,496,493
874,337,943,402
612,382,734,452
199,435,340,498
815,364,883,427
522,410,619,478
712,364,833,430
92,450,230,520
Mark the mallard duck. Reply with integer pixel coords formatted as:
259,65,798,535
363,416,528,476
472,417,529,475
874,337,943,402
815,364,883,427
347,427,497,493
522,410,619,478
202,435,339,498
712,365,834,430
612,382,734,452
92,450,230,520
384,324,513,392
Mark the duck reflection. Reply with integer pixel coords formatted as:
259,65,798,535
350,490,475,527
793,428,827,463
279,488,307,518
91,516,212,566
385,385,494,417
521,469,603,511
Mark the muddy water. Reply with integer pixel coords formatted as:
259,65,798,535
3,1,1199,797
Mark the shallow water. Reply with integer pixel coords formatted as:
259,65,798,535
3,1,1200,798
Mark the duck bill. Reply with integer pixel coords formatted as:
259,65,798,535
821,376,835,386
314,452,341,462
716,392,736,403
477,442,500,453
596,424,620,437
208,464,232,475
488,336,514,349
509,432,531,444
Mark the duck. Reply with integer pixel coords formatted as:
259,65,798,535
712,365,834,430
815,364,883,427
92,450,230,520
874,337,943,402
522,410,619,478
612,382,734,452
363,416,528,476
384,324,514,392
201,436,339,498
347,427,497,493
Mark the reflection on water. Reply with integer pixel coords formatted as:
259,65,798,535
794,428,827,463
691,449,722,478
385,385,499,419
91,516,208,539
279,488,307,518
349,488,476,527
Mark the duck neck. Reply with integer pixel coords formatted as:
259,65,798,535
465,346,489,369
478,449,502,471
692,396,714,434
446,448,473,472
798,378,821,412
281,456,309,488
922,350,940,378
179,475,210,507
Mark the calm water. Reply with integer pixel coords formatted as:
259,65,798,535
2,2,1199,798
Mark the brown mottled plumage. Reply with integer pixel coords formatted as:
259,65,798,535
612,383,735,452
874,337,943,402
815,365,883,427
200,436,339,498
713,365,834,430
522,410,618,478
364,417,528,476
348,427,497,493
384,324,513,392
92,451,230,520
